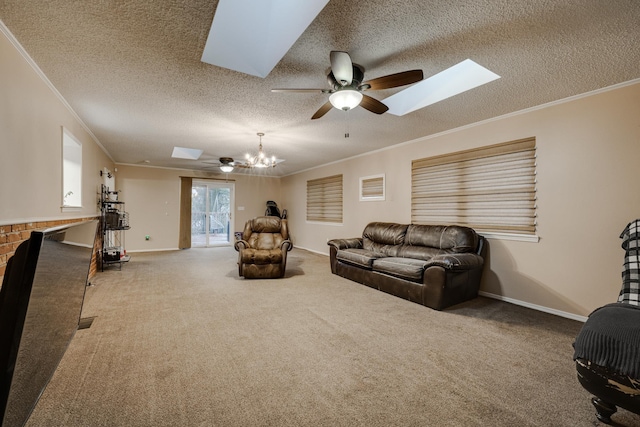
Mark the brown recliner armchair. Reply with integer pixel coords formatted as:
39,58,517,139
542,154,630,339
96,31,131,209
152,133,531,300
234,216,292,279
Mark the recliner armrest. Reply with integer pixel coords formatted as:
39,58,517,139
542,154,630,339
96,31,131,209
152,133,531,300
281,240,293,252
234,240,249,252
327,238,363,250
424,253,484,270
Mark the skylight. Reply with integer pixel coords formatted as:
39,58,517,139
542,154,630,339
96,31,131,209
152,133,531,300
201,0,329,78
384,59,501,116
171,147,203,160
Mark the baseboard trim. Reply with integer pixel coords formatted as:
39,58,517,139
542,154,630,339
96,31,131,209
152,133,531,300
294,245,328,256
479,291,588,322
126,248,180,253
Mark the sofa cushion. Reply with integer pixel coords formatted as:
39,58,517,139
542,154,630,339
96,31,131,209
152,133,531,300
372,257,429,282
336,249,380,269
362,222,408,256
404,224,478,253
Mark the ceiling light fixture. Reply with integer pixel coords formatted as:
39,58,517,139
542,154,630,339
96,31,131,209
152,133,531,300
329,89,363,111
219,157,235,173
246,133,276,168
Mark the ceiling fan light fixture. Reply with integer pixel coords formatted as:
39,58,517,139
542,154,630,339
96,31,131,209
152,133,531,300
218,157,235,173
329,89,363,111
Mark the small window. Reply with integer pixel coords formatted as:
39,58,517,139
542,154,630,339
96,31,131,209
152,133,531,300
307,174,343,223
411,137,537,238
359,174,385,201
62,128,82,208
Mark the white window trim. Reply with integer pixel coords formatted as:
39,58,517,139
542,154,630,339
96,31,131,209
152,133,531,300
62,127,82,209
480,231,540,243
359,174,385,201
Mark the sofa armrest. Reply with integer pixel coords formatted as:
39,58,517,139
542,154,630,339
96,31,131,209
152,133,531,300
327,238,362,274
327,238,363,250
424,253,484,270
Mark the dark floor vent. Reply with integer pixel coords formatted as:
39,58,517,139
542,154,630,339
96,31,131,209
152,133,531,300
78,317,96,330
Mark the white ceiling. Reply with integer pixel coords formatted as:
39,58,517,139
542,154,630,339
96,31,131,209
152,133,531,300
1,0,639,176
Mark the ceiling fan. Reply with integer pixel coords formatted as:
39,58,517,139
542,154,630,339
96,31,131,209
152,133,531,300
272,51,424,119
201,157,246,172
201,157,251,173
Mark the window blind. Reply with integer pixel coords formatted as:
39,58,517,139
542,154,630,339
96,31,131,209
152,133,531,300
360,175,385,200
307,174,343,223
411,137,537,235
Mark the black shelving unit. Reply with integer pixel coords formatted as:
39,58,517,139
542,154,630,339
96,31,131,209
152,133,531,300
100,184,130,271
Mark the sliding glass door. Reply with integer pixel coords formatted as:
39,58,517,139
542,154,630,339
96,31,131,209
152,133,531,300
191,181,235,247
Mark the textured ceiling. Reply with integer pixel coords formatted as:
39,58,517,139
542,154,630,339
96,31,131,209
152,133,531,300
1,0,639,176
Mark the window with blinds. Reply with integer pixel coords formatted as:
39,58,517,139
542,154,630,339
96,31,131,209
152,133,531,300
360,174,385,201
307,174,343,223
411,137,537,236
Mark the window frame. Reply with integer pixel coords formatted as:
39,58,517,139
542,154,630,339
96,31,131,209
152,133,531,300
62,127,82,210
411,137,538,242
359,174,385,201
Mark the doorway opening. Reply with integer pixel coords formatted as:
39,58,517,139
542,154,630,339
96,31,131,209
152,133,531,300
191,180,235,247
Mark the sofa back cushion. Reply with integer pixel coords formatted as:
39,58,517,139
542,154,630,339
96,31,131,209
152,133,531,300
395,245,443,261
362,222,408,256
404,224,479,254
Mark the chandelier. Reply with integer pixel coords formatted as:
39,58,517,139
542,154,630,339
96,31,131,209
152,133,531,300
245,132,276,168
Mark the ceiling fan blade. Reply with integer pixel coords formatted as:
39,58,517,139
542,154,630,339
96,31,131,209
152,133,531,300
360,95,389,114
311,101,333,120
362,70,424,90
271,88,327,93
330,51,353,86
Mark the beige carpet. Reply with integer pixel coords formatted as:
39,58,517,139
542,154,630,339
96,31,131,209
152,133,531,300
24,247,639,426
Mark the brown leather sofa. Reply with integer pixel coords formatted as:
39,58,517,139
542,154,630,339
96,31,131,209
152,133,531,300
234,216,292,279
328,222,485,310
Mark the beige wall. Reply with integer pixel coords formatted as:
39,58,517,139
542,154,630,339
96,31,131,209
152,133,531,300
0,27,113,224
114,165,282,251
281,82,640,318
